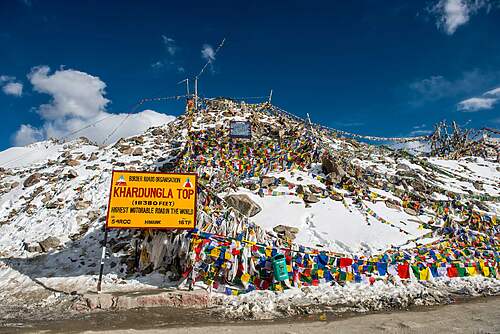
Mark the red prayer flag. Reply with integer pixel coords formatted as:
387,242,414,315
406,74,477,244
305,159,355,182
447,266,458,278
398,263,410,279
339,257,353,268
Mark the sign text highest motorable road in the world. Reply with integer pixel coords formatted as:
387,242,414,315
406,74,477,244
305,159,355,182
106,171,197,229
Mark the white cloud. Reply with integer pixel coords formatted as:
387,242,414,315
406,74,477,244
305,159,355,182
13,124,44,146
1,75,23,96
12,66,175,147
0,75,15,82
484,87,500,96
152,36,183,72
458,97,497,111
161,35,178,56
457,85,500,112
430,0,494,35
2,82,23,96
409,70,499,104
201,44,216,62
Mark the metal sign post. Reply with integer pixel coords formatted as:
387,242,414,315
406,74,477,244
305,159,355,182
96,227,109,293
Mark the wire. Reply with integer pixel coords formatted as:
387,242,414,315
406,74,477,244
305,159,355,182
197,38,226,79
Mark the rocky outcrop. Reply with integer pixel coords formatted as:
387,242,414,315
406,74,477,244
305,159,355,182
39,236,61,252
224,194,262,217
23,173,41,188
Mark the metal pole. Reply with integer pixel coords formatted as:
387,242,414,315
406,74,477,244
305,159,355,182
134,238,139,271
96,227,109,293
186,79,190,96
194,77,198,110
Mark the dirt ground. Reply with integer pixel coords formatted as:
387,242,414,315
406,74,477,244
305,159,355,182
1,296,499,334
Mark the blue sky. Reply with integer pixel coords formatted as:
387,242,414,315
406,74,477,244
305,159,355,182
0,0,499,150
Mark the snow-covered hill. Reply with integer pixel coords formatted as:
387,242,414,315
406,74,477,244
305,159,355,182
0,98,498,314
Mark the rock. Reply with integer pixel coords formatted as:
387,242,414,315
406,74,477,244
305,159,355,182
24,242,42,253
45,201,59,209
67,169,78,178
308,184,322,194
296,184,305,195
224,194,262,217
273,225,299,234
322,155,346,182
260,176,275,188
88,152,99,161
329,192,343,201
75,200,91,210
39,236,61,252
273,225,299,241
118,146,133,155
385,200,400,210
151,128,164,136
111,242,129,253
303,192,319,203
24,173,41,188
87,210,100,221
131,136,145,144
10,181,19,189
473,181,483,191
132,148,143,156
396,163,411,171
66,159,80,167
403,207,418,216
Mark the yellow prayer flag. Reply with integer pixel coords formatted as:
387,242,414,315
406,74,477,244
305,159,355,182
419,267,429,281
265,248,272,257
466,267,476,276
210,248,221,258
241,273,251,283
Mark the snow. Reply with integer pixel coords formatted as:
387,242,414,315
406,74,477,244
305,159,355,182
0,140,65,168
231,170,433,255
214,277,500,320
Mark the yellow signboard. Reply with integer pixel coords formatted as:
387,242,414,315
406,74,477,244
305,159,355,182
106,171,197,229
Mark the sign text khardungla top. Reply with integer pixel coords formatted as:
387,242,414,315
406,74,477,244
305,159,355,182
106,171,197,229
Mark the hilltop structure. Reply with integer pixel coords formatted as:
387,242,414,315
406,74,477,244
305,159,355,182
0,97,498,311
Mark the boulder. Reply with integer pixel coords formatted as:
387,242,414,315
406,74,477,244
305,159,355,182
385,200,400,210
66,159,80,167
224,194,262,217
396,163,411,171
472,181,483,191
131,136,145,144
118,146,133,155
403,207,418,216
273,225,299,241
151,128,164,136
322,155,346,180
67,169,78,178
303,192,319,203
260,176,275,188
295,184,305,195
88,152,99,161
75,200,91,210
24,173,41,188
132,148,143,156
308,184,322,194
39,236,61,252
24,242,42,253
273,225,299,234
